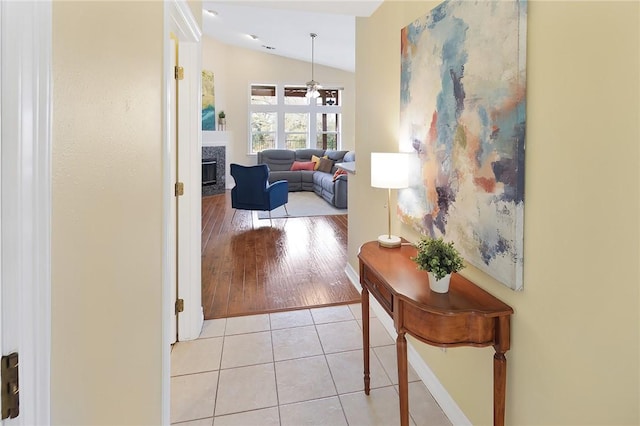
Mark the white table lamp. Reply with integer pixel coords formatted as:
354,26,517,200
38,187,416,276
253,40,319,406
371,152,409,248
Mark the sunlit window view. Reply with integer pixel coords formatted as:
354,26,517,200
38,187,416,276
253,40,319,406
316,112,338,150
249,84,342,153
251,84,277,105
284,87,308,105
285,112,308,150
251,112,277,151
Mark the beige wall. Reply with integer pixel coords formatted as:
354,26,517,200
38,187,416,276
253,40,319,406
202,36,356,173
52,2,165,424
353,1,640,425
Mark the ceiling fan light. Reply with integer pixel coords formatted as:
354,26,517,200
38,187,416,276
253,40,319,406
306,80,321,98
306,33,321,99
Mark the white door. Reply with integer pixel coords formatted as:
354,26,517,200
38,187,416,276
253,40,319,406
163,1,203,347
0,1,51,424
168,34,179,345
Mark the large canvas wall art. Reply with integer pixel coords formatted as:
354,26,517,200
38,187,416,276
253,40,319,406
202,70,215,131
398,0,527,290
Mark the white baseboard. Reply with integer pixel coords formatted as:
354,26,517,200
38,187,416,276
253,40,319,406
405,343,472,426
345,262,360,289
344,263,472,426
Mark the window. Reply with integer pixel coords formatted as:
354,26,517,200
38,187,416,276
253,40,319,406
284,87,308,105
316,112,339,150
251,112,276,151
251,85,277,105
285,112,308,150
249,84,342,153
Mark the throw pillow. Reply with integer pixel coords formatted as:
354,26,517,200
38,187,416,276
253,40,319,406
290,161,315,171
311,154,328,170
332,169,348,181
317,157,335,173
310,155,321,170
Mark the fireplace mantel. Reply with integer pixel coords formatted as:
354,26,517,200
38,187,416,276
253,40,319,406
203,130,231,147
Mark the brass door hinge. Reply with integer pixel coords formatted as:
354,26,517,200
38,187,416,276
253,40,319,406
174,66,184,80
1,352,19,420
175,299,184,314
175,182,184,196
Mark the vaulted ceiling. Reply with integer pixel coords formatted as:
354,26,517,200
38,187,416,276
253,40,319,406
201,1,383,72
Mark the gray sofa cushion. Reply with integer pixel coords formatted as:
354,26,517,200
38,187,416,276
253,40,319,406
324,150,349,162
312,171,348,209
295,149,325,161
269,170,301,191
257,149,295,171
324,150,349,174
301,170,315,191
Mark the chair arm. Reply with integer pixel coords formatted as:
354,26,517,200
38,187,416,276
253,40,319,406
267,180,289,209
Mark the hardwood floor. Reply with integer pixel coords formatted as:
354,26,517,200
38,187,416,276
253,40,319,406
201,191,360,319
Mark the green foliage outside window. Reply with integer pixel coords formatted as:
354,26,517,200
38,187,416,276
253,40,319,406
249,85,342,153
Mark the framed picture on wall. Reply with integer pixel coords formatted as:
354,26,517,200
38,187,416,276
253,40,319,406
202,69,215,131
398,0,527,290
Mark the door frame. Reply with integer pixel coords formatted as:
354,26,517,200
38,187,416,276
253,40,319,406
0,1,52,424
163,0,202,341
162,1,202,423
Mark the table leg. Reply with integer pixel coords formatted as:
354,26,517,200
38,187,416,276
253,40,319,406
362,287,370,395
494,352,507,426
397,331,409,426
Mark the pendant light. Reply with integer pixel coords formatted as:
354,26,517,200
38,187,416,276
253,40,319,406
306,33,321,99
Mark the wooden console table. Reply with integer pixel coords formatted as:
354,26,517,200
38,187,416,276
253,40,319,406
358,241,514,426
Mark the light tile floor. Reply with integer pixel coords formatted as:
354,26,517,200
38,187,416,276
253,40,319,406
171,304,452,426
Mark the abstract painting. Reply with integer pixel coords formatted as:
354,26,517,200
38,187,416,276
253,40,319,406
398,0,527,290
202,70,215,131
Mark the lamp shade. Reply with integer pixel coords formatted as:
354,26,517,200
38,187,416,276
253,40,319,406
371,152,410,189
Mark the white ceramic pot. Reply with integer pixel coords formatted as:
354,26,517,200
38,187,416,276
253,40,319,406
428,272,451,293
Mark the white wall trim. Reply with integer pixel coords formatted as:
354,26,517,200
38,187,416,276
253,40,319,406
167,0,201,42
344,262,360,290
0,1,52,424
344,262,472,426
162,2,202,425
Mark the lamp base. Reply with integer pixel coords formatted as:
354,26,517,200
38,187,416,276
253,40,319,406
377,234,401,248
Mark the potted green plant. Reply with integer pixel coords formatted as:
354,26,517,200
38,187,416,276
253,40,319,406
412,237,465,293
217,110,226,130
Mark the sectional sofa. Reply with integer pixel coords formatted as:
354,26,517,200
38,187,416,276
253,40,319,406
256,149,355,209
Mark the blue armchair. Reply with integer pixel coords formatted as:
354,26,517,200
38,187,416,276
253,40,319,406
230,163,289,226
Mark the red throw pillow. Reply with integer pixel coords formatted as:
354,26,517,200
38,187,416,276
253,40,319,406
333,169,348,181
290,161,315,171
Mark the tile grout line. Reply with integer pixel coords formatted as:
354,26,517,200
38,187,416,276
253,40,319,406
211,317,229,420
268,312,284,426
176,306,431,425
321,342,350,425
314,307,351,425
213,315,280,421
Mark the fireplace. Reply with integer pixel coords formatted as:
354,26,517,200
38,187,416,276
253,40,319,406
202,146,226,196
202,158,217,186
